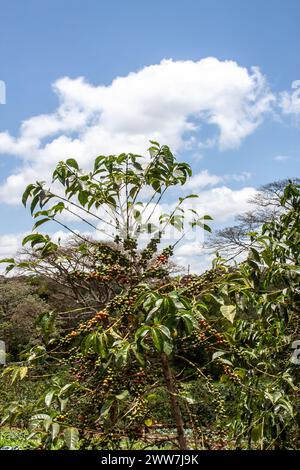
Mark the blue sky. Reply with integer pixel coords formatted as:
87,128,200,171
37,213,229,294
0,0,299,269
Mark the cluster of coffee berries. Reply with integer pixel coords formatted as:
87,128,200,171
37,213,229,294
198,318,226,346
94,309,109,321
156,254,168,264
55,414,68,422
69,330,79,337
221,364,241,385
123,237,138,251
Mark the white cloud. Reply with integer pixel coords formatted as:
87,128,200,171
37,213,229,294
0,57,269,270
174,243,214,274
223,171,251,182
0,233,25,272
0,57,273,205
171,185,256,273
280,80,300,115
183,186,256,222
0,233,23,259
0,229,100,273
274,155,290,161
184,169,251,191
185,170,222,190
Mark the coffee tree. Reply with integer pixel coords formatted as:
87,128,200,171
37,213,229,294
186,181,300,449
1,143,212,449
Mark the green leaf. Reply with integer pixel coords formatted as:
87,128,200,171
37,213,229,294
133,162,143,171
115,390,130,401
33,217,51,230
114,342,130,367
151,328,164,352
30,194,40,214
66,158,79,170
44,417,53,432
180,313,196,334
251,422,263,443
212,351,226,361
157,325,171,340
218,358,233,366
59,383,75,398
149,140,160,147
45,390,55,407
131,345,146,366
64,427,79,450
93,155,105,171
276,398,294,417
78,191,89,207
0,258,15,264
51,202,65,213
135,325,151,341
203,224,212,232
163,341,173,356
31,413,51,421
19,366,28,381
59,398,68,412
22,183,35,207
94,333,108,358
145,298,163,322
248,259,260,271
22,233,47,247
81,333,93,355
220,305,236,323
250,247,261,262
52,423,60,441
100,399,114,418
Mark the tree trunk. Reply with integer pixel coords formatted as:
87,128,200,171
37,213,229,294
161,352,188,450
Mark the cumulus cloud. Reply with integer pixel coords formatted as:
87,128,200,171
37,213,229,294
138,184,256,235
0,57,273,205
0,57,268,270
174,244,214,274
0,229,99,273
280,80,300,115
0,233,25,272
185,170,251,191
180,185,256,222
184,170,222,189
0,233,23,259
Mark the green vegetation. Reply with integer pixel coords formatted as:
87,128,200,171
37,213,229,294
0,143,299,450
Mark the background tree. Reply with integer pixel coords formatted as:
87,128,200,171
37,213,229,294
0,278,49,358
209,178,300,259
